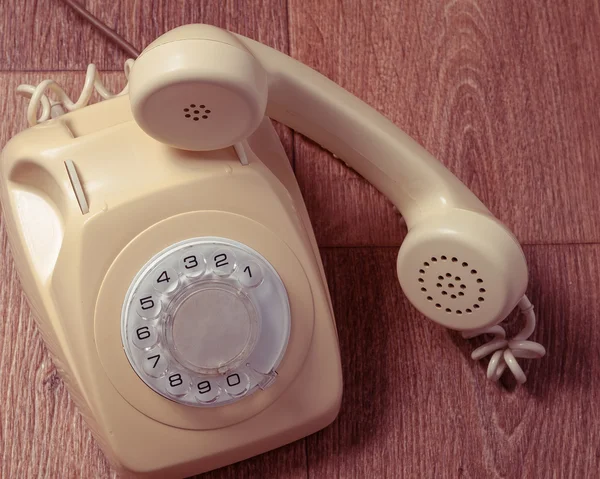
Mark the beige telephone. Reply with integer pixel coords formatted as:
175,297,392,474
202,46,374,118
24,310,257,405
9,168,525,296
0,24,545,478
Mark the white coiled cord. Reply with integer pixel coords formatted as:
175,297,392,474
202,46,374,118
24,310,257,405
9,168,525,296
462,295,546,384
16,59,135,127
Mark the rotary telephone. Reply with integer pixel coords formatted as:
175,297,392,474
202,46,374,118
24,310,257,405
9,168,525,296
0,24,545,478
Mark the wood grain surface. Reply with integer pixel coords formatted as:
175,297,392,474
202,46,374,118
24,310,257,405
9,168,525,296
1,0,599,478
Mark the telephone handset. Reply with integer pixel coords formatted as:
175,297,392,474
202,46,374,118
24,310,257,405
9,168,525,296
0,24,545,477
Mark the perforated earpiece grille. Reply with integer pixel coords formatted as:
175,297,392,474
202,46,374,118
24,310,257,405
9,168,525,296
417,255,486,316
182,103,212,122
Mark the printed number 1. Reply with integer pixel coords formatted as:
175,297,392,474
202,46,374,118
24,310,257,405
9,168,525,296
244,265,252,278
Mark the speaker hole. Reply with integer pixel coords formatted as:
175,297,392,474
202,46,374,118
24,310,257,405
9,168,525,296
427,296,433,301
431,257,437,262
435,303,441,309
419,269,425,274
456,310,462,315
446,273,452,277
452,257,458,262
462,262,468,267
460,284,466,289
185,114,191,118
421,287,427,292
200,104,206,108
202,115,208,119
183,108,189,112
451,294,456,299
442,291,448,296
205,109,211,113
190,104,196,108
455,276,461,281
424,262,430,267
466,308,472,313
477,279,483,283
193,117,199,121
418,278,424,283
474,304,480,309
458,292,464,297
448,283,454,288
479,288,486,293
194,110,200,114
445,308,451,313
471,269,477,274
436,283,442,288
478,297,485,302
438,275,444,280
441,255,447,260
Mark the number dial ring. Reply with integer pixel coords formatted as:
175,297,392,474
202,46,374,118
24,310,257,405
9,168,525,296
122,238,289,408
94,211,315,430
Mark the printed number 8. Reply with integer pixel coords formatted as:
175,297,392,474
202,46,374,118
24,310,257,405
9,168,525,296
169,374,183,387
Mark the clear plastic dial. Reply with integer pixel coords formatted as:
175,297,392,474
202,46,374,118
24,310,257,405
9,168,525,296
121,237,290,407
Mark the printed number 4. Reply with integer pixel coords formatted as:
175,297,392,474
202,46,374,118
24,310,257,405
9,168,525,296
157,270,170,283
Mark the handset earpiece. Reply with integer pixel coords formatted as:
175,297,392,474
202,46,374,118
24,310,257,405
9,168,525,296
128,25,268,151
396,209,527,330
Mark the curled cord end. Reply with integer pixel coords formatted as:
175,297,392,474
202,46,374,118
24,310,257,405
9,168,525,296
16,59,135,127
462,295,546,384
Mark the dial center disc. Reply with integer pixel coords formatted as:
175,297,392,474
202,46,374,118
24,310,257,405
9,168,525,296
168,282,259,374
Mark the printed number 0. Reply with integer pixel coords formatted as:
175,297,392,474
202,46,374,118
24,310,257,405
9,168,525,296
169,374,183,387
227,374,241,387
197,381,211,394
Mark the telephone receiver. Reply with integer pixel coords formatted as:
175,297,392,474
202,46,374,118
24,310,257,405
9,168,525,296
1,24,545,478
129,24,527,331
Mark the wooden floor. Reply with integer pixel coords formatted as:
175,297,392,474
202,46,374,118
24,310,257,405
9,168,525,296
1,1,599,477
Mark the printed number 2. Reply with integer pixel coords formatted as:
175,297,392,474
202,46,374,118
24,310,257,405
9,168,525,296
214,254,228,268
157,270,171,283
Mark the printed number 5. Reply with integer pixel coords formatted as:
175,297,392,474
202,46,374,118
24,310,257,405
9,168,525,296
139,296,155,310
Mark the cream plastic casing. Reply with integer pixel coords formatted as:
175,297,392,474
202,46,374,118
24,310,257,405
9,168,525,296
0,98,342,476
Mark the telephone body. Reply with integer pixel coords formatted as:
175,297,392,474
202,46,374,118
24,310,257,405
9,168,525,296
0,24,544,477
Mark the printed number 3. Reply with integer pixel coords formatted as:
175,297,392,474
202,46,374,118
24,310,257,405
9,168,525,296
183,255,198,269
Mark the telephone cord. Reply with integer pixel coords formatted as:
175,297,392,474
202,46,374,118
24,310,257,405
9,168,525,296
16,59,135,127
462,295,546,383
